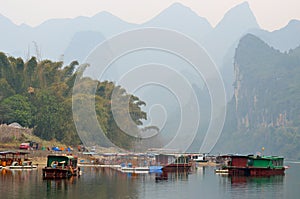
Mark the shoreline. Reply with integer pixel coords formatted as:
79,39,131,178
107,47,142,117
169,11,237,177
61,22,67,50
0,148,224,167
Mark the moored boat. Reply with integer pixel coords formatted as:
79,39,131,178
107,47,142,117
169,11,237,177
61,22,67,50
155,154,191,172
119,163,149,173
0,151,37,170
121,166,150,173
219,154,286,176
42,154,80,179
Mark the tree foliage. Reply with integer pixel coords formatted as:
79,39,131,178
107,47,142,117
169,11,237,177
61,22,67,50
0,53,147,148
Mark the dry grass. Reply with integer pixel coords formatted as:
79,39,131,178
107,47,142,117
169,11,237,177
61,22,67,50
0,124,66,151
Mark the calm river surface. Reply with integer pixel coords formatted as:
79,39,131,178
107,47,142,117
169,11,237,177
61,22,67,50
1,162,300,199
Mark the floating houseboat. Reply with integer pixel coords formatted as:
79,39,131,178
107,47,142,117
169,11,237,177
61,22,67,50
0,151,37,169
42,154,80,179
219,154,286,176
155,154,191,172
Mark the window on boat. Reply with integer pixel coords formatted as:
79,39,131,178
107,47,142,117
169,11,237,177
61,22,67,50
247,159,253,166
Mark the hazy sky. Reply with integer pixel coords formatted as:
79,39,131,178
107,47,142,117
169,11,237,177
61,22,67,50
0,0,299,31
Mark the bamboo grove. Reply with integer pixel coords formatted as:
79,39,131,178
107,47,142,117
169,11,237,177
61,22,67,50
0,52,147,149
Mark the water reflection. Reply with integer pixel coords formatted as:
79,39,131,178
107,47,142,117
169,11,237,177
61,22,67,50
218,174,285,199
75,167,140,199
230,175,284,185
45,177,79,198
0,168,40,198
154,171,189,182
1,164,299,199
0,167,140,199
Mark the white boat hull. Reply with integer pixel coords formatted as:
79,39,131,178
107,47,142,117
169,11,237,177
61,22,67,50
8,165,38,170
120,166,149,173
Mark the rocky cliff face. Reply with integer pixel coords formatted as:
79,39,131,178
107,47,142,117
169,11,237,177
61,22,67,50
214,34,300,159
233,34,300,129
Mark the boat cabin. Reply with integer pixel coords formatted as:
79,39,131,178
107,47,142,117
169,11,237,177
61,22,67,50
0,151,31,167
155,154,190,165
46,155,78,168
247,155,284,169
43,155,79,179
229,155,249,167
155,154,191,172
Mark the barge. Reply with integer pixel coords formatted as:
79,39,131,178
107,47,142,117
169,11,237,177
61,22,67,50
219,154,286,176
42,154,80,179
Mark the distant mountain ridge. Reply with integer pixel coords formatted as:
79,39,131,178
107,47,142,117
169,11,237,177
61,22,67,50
250,19,300,52
202,2,260,66
1,2,300,105
0,11,136,62
143,3,212,41
1,2,299,64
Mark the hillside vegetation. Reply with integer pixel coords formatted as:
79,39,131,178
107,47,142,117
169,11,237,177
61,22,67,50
216,34,300,159
0,53,147,149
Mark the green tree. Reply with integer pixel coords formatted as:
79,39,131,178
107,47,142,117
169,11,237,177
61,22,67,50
0,94,32,127
0,53,148,147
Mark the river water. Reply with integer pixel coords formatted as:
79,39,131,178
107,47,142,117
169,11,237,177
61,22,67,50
0,162,299,199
